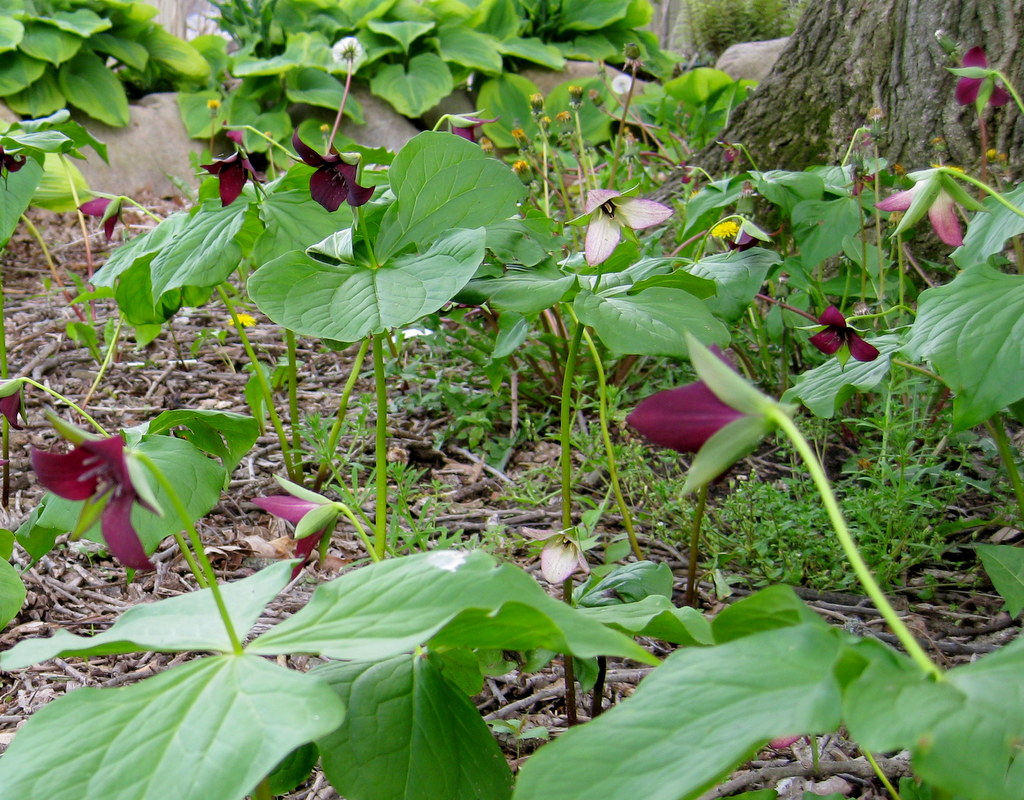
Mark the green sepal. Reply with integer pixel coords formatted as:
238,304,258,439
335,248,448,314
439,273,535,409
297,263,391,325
892,171,941,236
681,414,772,495
685,332,775,416
273,474,331,505
294,502,339,541
0,377,24,398
940,173,988,213
124,449,165,518
69,494,109,541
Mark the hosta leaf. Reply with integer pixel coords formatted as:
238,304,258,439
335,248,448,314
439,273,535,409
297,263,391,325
248,227,485,341
0,655,344,800
369,52,453,118
316,654,513,800
17,21,82,65
435,25,503,74
0,16,24,52
58,50,130,126
0,51,45,94
903,265,1024,428
0,558,26,630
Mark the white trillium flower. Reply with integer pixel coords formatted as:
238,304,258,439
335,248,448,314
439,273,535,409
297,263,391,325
583,189,673,266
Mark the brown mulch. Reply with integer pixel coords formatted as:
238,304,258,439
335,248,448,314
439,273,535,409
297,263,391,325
0,203,1020,799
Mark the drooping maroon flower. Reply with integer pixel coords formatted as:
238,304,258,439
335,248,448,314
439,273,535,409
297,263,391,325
79,197,123,241
0,146,26,174
447,113,497,143
727,229,757,252
253,494,332,577
31,436,157,570
291,130,373,212
808,306,879,362
0,380,24,430
201,151,258,207
627,377,745,454
225,129,244,145
956,47,1010,108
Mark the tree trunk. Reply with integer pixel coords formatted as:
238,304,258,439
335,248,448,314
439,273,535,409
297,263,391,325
667,0,1024,182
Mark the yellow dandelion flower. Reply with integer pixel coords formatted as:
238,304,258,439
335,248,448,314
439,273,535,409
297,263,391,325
206,98,221,110
235,313,257,328
710,220,740,239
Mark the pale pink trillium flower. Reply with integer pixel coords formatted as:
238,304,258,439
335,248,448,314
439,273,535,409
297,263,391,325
584,189,672,266
956,47,1011,108
875,169,985,248
522,527,589,584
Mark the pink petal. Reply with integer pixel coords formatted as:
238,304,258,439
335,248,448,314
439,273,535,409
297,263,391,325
585,212,622,266
927,191,963,246
540,539,584,583
817,305,847,327
956,76,981,106
79,198,111,217
31,447,99,500
101,491,155,570
809,328,844,355
585,189,622,214
253,495,319,525
627,381,744,454
875,186,917,212
848,333,880,362
614,197,673,230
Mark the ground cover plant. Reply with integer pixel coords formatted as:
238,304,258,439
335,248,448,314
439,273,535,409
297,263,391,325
0,10,1023,800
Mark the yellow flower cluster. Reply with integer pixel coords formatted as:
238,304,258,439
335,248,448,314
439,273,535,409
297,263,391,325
710,220,740,239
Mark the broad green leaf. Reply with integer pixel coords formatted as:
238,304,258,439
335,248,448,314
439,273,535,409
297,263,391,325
575,560,674,605
677,177,746,242
686,248,779,322
664,68,734,105
5,71,66,117
0,16,23,52
43,8,110,36
752,170,825,214
0,561,294,668
0,558,26,629
248,550,655,664
782,334,899,417
367,18,435,52
0,157,42,248
477,73,539,148
141,409,259,478
846,636,1024,800
435,25,503,74
953,184,1024,269
0,655,345,800
232,32,332,76
91,31,149,69
58,50,130,126
92,211,189,286
559,0,629,29
559,33,618,61
498,36,565,69
249,227,485,341
579,596,713,646
253,181,351,264
0,51,45,94
376,130,525,259
712,585,824,643
792,197,861,271
465,262,574,313
146,199,258,298
903,265,1024,429
369,52,454,118
285,67,346,111
25,434,224,558
575,287,729,357
316,654,513,800
17,22,82,65
514,624,844,800
142,25,210,79
176,90,227,138
976,544,1024,616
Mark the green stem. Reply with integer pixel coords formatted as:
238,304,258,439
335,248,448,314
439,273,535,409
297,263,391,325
314,338,370,491
607,61,639,187
768,408,942,679
285,329,300,452
0,265,7,507
335,501,379,563
21,377,108,435
993,69,1024,116
942,168,1024,219
218,285,299,481
863,750,903,800
561,576,578,726
559,320,586,532
133,454,249,650
580,329,642,560
372,333,389,560
82,315,123,409
685,484,708,607
986,416,1024,525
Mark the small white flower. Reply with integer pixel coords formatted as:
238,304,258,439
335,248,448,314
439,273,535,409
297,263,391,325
331,36,366,74
611,73,633,95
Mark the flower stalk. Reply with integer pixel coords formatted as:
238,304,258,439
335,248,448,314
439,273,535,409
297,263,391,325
372,332,390,560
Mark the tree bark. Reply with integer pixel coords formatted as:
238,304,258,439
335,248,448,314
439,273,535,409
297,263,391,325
668,0,1024,182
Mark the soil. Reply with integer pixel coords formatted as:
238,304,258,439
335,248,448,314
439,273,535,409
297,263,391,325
0,203,1019,799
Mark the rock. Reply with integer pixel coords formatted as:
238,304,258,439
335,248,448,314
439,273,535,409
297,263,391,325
0,101,18,126
336,87,421,152
715,37,790,82
74,93,203,199
521,60,638,97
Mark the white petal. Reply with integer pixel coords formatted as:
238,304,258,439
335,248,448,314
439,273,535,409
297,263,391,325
585,213,622,265
615,197,673,230
585,188,621,214
541,540,583,583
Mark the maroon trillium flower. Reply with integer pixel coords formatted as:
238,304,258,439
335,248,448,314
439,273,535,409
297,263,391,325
0,146,26,175
291,130,373,212
808,306,879,362
79,197,123,241
447,113,498,143
253,495,330,577
31,436,157,570
956,47,1010,108
627,347,745,454
0,381,24,430
201,151,258,207
727,229,757,252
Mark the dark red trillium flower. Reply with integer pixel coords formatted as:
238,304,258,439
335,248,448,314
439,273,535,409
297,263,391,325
627,347,744,454
809,306,880,362
956,47,1011,108
0,146,26,174
291,130,373,212
31,436,157,570
727,229,757,252
253,495,329,578
0,389,24,430
201,151,258,207
448,113,497,143
79,197,122,241
225,129,244,145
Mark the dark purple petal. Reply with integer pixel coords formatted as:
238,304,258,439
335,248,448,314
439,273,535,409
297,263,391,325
79,198,111,217
226,130,244,145
309,161,373,212
291,130,325,167
962,46,988,69
81,437,132,488
451,125,476,141
727,230,756,251
101,490,155,570
817,305,847,327
989,84,1011,107
627,382,744,454
0,147,26,173
809,328,844,355
0,392,22,430
956,76,981,106
31,447,99,500
253,495,319,526
847,333,880,362
292,527,328,578
201,153,254,206
102,215,118,241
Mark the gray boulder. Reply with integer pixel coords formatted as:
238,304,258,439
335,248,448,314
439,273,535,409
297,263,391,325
715,37,790,82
